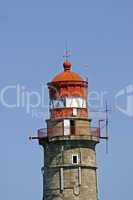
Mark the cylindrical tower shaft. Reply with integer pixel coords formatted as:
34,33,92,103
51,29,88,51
40,136,99,200
38,60,100,200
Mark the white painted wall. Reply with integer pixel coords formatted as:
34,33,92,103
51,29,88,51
64,119,70,135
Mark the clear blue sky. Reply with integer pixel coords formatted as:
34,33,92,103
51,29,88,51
0,0,133,199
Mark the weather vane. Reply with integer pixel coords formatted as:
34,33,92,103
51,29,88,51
63,42,71,61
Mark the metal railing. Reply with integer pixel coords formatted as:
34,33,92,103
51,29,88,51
37,126,100,139
91,127,100,137
37,129,47,138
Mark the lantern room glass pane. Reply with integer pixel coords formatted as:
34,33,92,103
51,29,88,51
50,97,87,109
66,97,86,108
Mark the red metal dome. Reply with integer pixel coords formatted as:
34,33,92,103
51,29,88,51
52,60,84,82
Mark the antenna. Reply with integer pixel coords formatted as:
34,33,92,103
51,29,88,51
105,101,109,154
95,102,110,154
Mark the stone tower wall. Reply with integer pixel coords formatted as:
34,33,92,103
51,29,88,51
43,139,98,200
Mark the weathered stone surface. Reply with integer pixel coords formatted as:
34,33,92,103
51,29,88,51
43,140,98,200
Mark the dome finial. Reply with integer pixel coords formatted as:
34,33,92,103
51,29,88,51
63,60,71,71
63,43,71,71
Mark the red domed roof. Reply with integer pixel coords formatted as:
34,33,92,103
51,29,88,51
52,60,84,82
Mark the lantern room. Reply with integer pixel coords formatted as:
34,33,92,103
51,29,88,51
47,60,88,119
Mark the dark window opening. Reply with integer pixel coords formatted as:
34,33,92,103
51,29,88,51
72,155,78,164
70,120,75,135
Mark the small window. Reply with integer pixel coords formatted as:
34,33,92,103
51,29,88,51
72,155,79,164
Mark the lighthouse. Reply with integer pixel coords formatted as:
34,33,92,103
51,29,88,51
36,59,101,200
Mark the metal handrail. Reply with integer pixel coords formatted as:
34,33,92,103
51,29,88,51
37,126,100,138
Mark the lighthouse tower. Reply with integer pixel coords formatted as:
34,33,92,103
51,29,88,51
38,59,100,200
